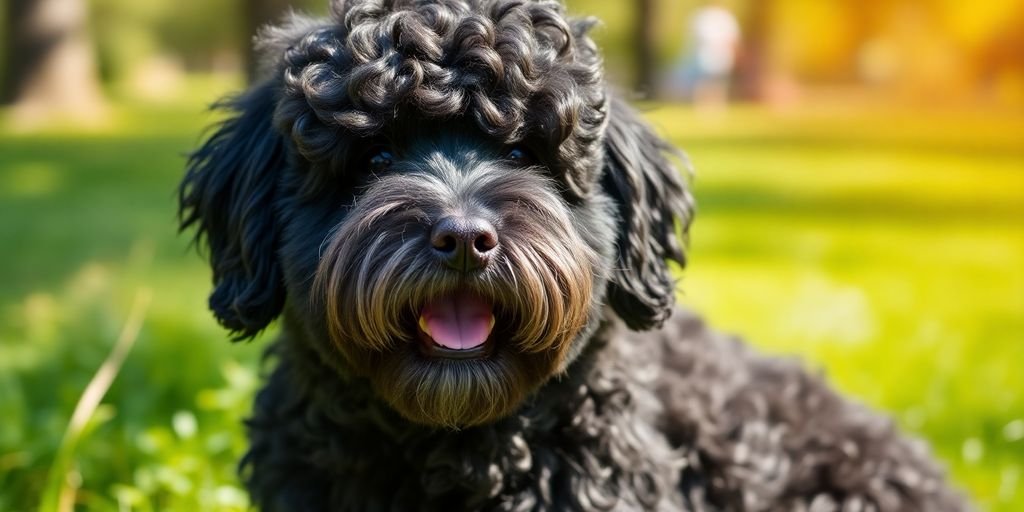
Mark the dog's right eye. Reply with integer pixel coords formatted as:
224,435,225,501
368,149,394,173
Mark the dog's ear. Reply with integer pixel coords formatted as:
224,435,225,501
601,93,695,331
179,80,287,340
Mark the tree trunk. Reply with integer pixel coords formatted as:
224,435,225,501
634,0,658,98
2,0,105,119
243,0,296,82
735,0,771,101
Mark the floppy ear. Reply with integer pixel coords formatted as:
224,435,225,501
601,93,695,331
179,80,287,340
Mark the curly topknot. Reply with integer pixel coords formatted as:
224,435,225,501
264,0,608,197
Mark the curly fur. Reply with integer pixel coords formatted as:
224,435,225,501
273,0,606,195
180,0,966,510
244,313,961,511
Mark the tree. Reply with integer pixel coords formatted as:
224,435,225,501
243,0,300,82
634,0,658,98
734,0,772,101
2,0,105,119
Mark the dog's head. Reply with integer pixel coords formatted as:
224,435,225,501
180,0,693,428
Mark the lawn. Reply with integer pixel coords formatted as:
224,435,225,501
1,93,1021,511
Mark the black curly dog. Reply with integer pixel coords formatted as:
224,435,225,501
180,0,966,510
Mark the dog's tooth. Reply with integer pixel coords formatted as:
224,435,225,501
488,315,495,332
419,315,431,336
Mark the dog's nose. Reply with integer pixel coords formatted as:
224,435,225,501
430,216,499,272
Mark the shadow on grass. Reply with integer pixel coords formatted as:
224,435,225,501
697,184,1024,225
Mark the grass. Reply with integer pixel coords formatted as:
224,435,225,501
650,104,1024,509
1,93,1021,511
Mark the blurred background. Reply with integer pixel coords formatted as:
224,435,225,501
0,0,1021,510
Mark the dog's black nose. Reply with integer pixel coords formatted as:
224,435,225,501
430,216,499,272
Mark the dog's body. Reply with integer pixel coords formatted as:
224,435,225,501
245,309,959,511
181,1,965,509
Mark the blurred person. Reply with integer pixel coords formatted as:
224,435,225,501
674,0,741,109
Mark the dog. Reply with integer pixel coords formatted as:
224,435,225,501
179,0,966,510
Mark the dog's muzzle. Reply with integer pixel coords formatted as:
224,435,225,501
310,161,601,426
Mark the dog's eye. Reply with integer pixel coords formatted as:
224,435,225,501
368,149,394,172
505,147,535,166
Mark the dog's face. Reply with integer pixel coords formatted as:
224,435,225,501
181,0,693,428
304,124,615,427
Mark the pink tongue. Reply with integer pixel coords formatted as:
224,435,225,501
420,292,494,350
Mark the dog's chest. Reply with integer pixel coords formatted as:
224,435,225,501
322,410,684,511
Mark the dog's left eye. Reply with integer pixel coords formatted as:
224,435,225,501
505,147,535,165
368,149,394,172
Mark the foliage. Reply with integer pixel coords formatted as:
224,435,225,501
86,0,327,81
0,92,1021,510
0,92,264,511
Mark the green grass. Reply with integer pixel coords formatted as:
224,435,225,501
649,104,1024,509
1,96,1021,511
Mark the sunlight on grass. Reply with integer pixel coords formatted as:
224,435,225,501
654,103,1023,510
0,163,63,199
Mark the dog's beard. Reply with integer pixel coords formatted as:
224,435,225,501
314,169,598,428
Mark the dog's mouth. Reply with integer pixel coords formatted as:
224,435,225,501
416,291,496,360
